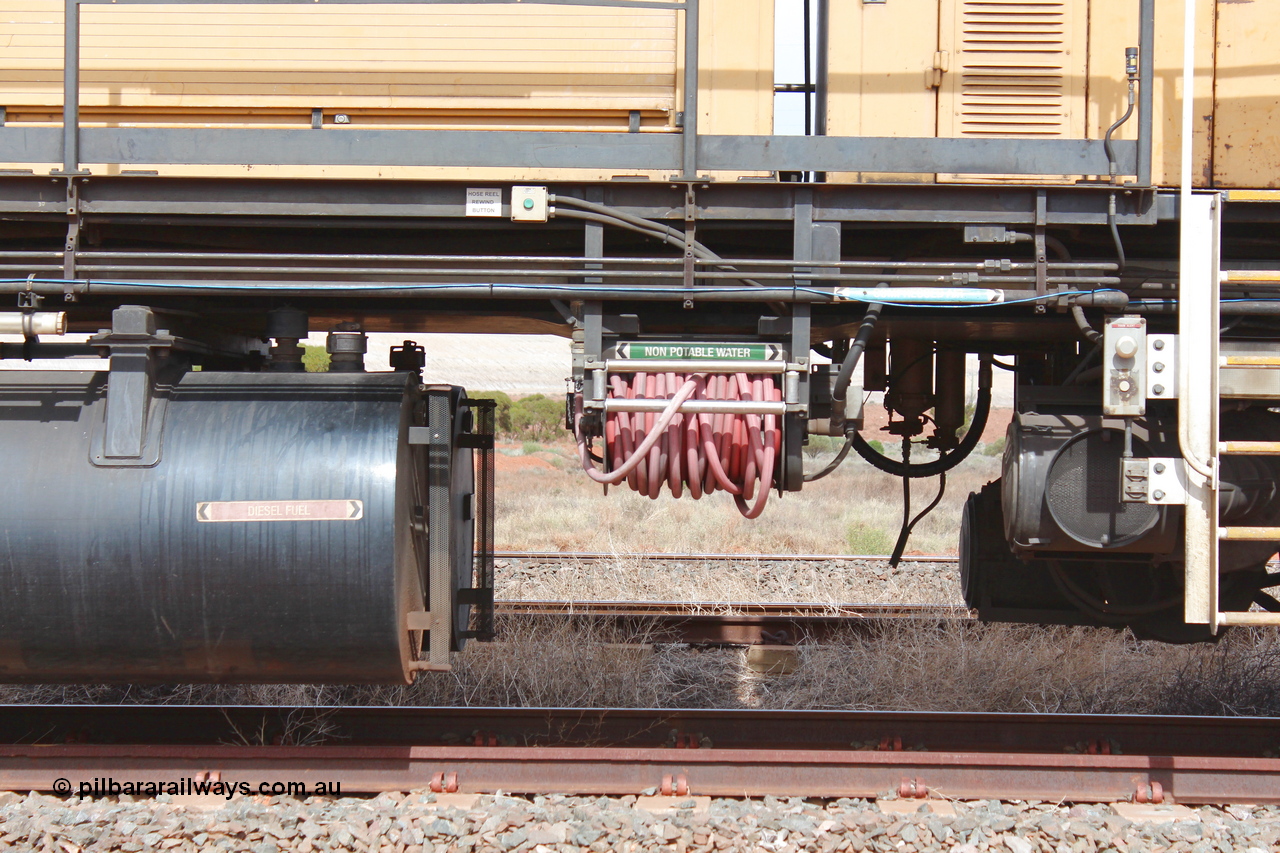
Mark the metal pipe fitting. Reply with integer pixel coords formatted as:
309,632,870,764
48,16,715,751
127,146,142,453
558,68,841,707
0,312,67,336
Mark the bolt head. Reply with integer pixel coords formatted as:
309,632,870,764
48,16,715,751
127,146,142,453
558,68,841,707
1154,462,1166,474
1153,489,1166,501
1154,339,1165,350
1153,362,1164,372
1152,384,1165,395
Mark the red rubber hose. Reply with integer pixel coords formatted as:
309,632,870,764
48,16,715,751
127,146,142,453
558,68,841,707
576,372,781,519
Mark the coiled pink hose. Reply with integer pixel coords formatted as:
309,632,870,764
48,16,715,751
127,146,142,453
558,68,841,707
575,372,781,519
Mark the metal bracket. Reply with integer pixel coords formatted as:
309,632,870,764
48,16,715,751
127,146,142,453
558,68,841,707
682,184,697,293
1033,191,1048,311
16,291,43,310
1120,458,1150,503
88,306,177,467
62,178,82,299
1147,458,1188,505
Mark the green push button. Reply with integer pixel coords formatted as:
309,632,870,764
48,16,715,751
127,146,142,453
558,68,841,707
523,198,535,210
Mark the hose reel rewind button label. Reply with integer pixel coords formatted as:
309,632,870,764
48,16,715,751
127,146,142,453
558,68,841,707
196,500,364,522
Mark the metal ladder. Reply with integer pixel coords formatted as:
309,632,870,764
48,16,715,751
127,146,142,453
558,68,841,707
1180,193,1280,631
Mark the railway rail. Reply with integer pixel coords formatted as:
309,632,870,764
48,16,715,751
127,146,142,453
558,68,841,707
495,552,961,564
492,600,967,644
2,706,1278,804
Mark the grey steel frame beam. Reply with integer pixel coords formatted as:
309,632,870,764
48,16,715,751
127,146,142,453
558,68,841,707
681,0,698,178
58,0,81,176
1137,0,1154,187
0,175,1160,225
6,127,1139,177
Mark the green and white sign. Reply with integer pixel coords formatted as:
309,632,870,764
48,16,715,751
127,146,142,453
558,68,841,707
615,342,783,361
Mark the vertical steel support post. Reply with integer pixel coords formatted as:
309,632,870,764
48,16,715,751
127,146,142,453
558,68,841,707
681,0,699,179
426,390,455,666
1180,192,1220,631
814,0,829,137
813,0,829,182
1136,0,1154,186
787,191,821,490
584,187,604,285
61,0,80,175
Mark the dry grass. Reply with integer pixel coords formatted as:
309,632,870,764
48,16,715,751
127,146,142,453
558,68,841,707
496,556,964,607
497,442,1001,556
13,620,1280,717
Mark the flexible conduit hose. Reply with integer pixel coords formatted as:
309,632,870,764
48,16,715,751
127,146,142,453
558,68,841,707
575,372,782,519
831,301,884,404
551,197,768,290
851,354,994,479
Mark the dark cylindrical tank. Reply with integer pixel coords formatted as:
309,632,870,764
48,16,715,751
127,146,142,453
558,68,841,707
0,369,432,683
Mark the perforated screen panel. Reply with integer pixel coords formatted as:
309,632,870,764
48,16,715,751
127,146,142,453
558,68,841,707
1045,429,1159,548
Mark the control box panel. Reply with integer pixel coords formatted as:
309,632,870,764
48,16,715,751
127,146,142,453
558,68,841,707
1103,315,1147,417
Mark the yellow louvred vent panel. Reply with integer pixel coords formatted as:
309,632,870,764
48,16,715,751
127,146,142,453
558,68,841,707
941,0,1087,140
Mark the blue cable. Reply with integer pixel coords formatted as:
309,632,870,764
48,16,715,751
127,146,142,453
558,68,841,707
0,278,1128,310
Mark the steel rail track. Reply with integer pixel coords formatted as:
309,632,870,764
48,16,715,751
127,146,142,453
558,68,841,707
495,551,962,563
493,600,969,644
2,707,1278,803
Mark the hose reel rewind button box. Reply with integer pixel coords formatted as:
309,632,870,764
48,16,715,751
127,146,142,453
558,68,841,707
1104,315,1146,417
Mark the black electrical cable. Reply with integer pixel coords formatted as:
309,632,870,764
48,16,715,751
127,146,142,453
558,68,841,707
1043,234,1104,346
1048,561,1180,619
1108,192,1128,274
888,451,947,568
851,354,993,479
1063,342,1102,385
803,437,852,482
890,440,912,568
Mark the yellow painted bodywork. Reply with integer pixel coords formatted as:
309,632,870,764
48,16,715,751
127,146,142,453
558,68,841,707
1088,0,1216,188
824,0,939,184
1212,1,1280,188
1,0,1278,189
0,0,770,179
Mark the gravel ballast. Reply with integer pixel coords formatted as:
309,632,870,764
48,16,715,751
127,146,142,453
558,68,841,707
2,790,1277,852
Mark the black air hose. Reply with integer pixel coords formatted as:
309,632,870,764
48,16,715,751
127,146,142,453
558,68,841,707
831,300,884,403
851,354,993,479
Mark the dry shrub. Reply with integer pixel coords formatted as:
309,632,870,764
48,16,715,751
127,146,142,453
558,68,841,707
8,621,1280,717
350,616,740,709
745,620,1194,715
1149,628,1280,717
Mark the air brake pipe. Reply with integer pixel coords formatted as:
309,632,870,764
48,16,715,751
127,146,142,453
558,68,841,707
0,312,67,336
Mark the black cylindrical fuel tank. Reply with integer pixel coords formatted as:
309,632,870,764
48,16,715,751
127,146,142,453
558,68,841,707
0,369,437,683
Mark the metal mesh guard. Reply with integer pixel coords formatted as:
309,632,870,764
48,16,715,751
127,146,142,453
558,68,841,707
1045,429,1159,548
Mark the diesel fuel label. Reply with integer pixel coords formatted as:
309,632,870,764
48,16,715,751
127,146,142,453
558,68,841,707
196,499,364,522
616,342,782,361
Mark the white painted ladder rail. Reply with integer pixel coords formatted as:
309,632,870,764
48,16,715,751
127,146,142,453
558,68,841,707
1180,194,1280,630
